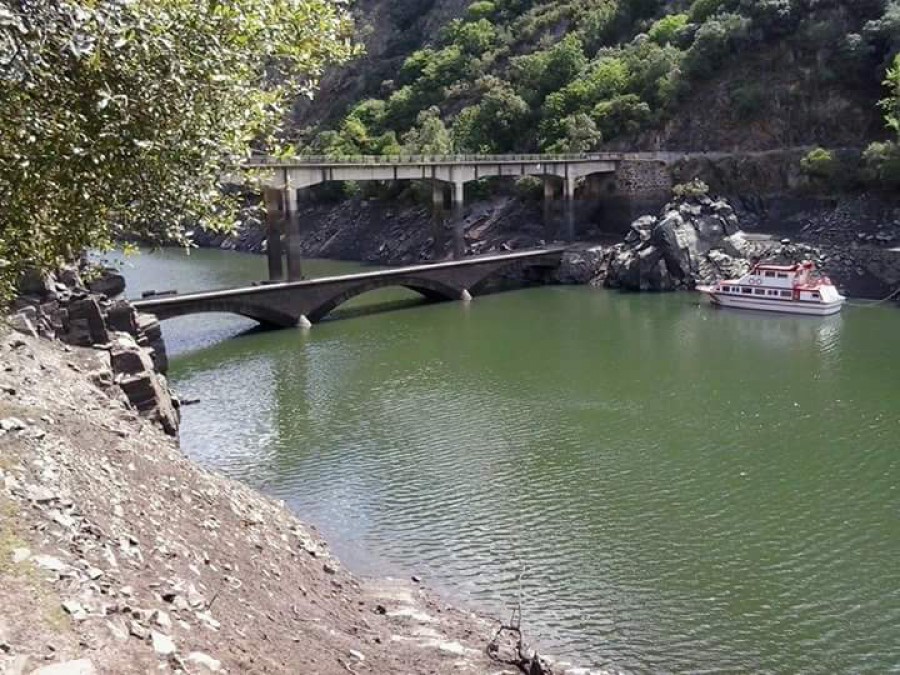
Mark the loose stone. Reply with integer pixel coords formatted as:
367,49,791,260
150,631,176,656
29,659,98,675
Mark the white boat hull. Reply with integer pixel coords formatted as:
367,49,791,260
702,292,844,316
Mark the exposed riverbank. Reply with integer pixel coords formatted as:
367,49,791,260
0,330,531,675
0,272,573,674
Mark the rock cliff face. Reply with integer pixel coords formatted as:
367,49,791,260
7,266,179,435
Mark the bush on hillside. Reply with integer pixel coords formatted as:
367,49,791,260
800,148,838,180
672,178,710,198
682,12,750,79
647,13,689,45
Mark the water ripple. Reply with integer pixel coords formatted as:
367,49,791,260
163,284,900,673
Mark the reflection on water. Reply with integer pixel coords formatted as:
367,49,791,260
122,249,900,673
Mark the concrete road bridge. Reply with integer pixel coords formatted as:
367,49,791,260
132,247,565,328
241,152,679,283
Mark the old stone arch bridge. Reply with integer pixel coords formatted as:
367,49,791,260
132,248,565,328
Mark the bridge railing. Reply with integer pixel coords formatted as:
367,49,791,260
246,152,628,167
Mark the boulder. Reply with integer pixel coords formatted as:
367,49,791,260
66,297,109,346
625,215,656,245
110,342,155,377
557,246,608,284
57,266,84,289
86,268,126,298
118,373,179,435
17,268,54,296
106,300,139,335
603,192,814,292
9,308,38,338
30,660,98,675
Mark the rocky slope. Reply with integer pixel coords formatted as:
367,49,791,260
191,194,571,265
8,267,178,436
0,331,564,674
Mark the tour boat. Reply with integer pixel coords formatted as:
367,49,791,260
697,261,845,315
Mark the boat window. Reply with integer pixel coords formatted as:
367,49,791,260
777,273,789,279
781,291,792,298
765,271,775,278
754,289,766,296
768,290,778,296
811,292,821,299
742,288,753,294
722,286,730,292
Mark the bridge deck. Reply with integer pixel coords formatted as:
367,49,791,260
132,247,566,309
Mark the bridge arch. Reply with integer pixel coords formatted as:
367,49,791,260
306,276,463,323
466,256,555,296
150,299,301,328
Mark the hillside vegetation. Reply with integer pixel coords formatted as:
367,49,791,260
300,0,900,161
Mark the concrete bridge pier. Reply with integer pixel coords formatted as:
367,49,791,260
283,185,303,282
431,180,448,260
451,181,465,259
563,177,576,241
542,177,558,237
263,188,285,282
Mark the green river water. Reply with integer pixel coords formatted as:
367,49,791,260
116,248,900,673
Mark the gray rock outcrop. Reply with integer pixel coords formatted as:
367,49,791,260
7,265,178,435
601,194,823,291
603,194,746,291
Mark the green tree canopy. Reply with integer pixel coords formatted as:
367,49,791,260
402,107,454,154
0,0,354,299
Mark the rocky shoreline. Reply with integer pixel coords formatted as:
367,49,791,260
7,266,178,436
1,275,573,674
191,190,900,301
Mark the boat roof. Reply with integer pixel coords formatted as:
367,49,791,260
753,262,810,271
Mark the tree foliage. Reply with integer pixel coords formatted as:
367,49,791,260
307,0,898,160
0,0,354,299
402,107,454,154
863,55,900,187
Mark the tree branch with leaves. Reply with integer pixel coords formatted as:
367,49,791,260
0,0,356,301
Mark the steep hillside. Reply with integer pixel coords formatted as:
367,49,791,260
296,0,899,154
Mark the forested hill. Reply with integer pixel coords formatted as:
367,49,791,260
295,0,900,156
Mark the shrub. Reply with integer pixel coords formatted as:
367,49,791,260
466,1,497,21
689,0,732,24
672,178,710,198
863,142,900,186
800,148,838,180
510,35,587,104
730,83,766,120
401,107,454,154
444,18,499,55
647,14,689,46
451,78,531,152
683,12,750,79
544,113,603,153
592,94,652,139
579,2,619,52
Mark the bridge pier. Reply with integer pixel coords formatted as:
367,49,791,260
563,177,575,241
283,185,303,282
451,181,465,259
263,188,284,282
431,180,447,260
542,177,558,238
